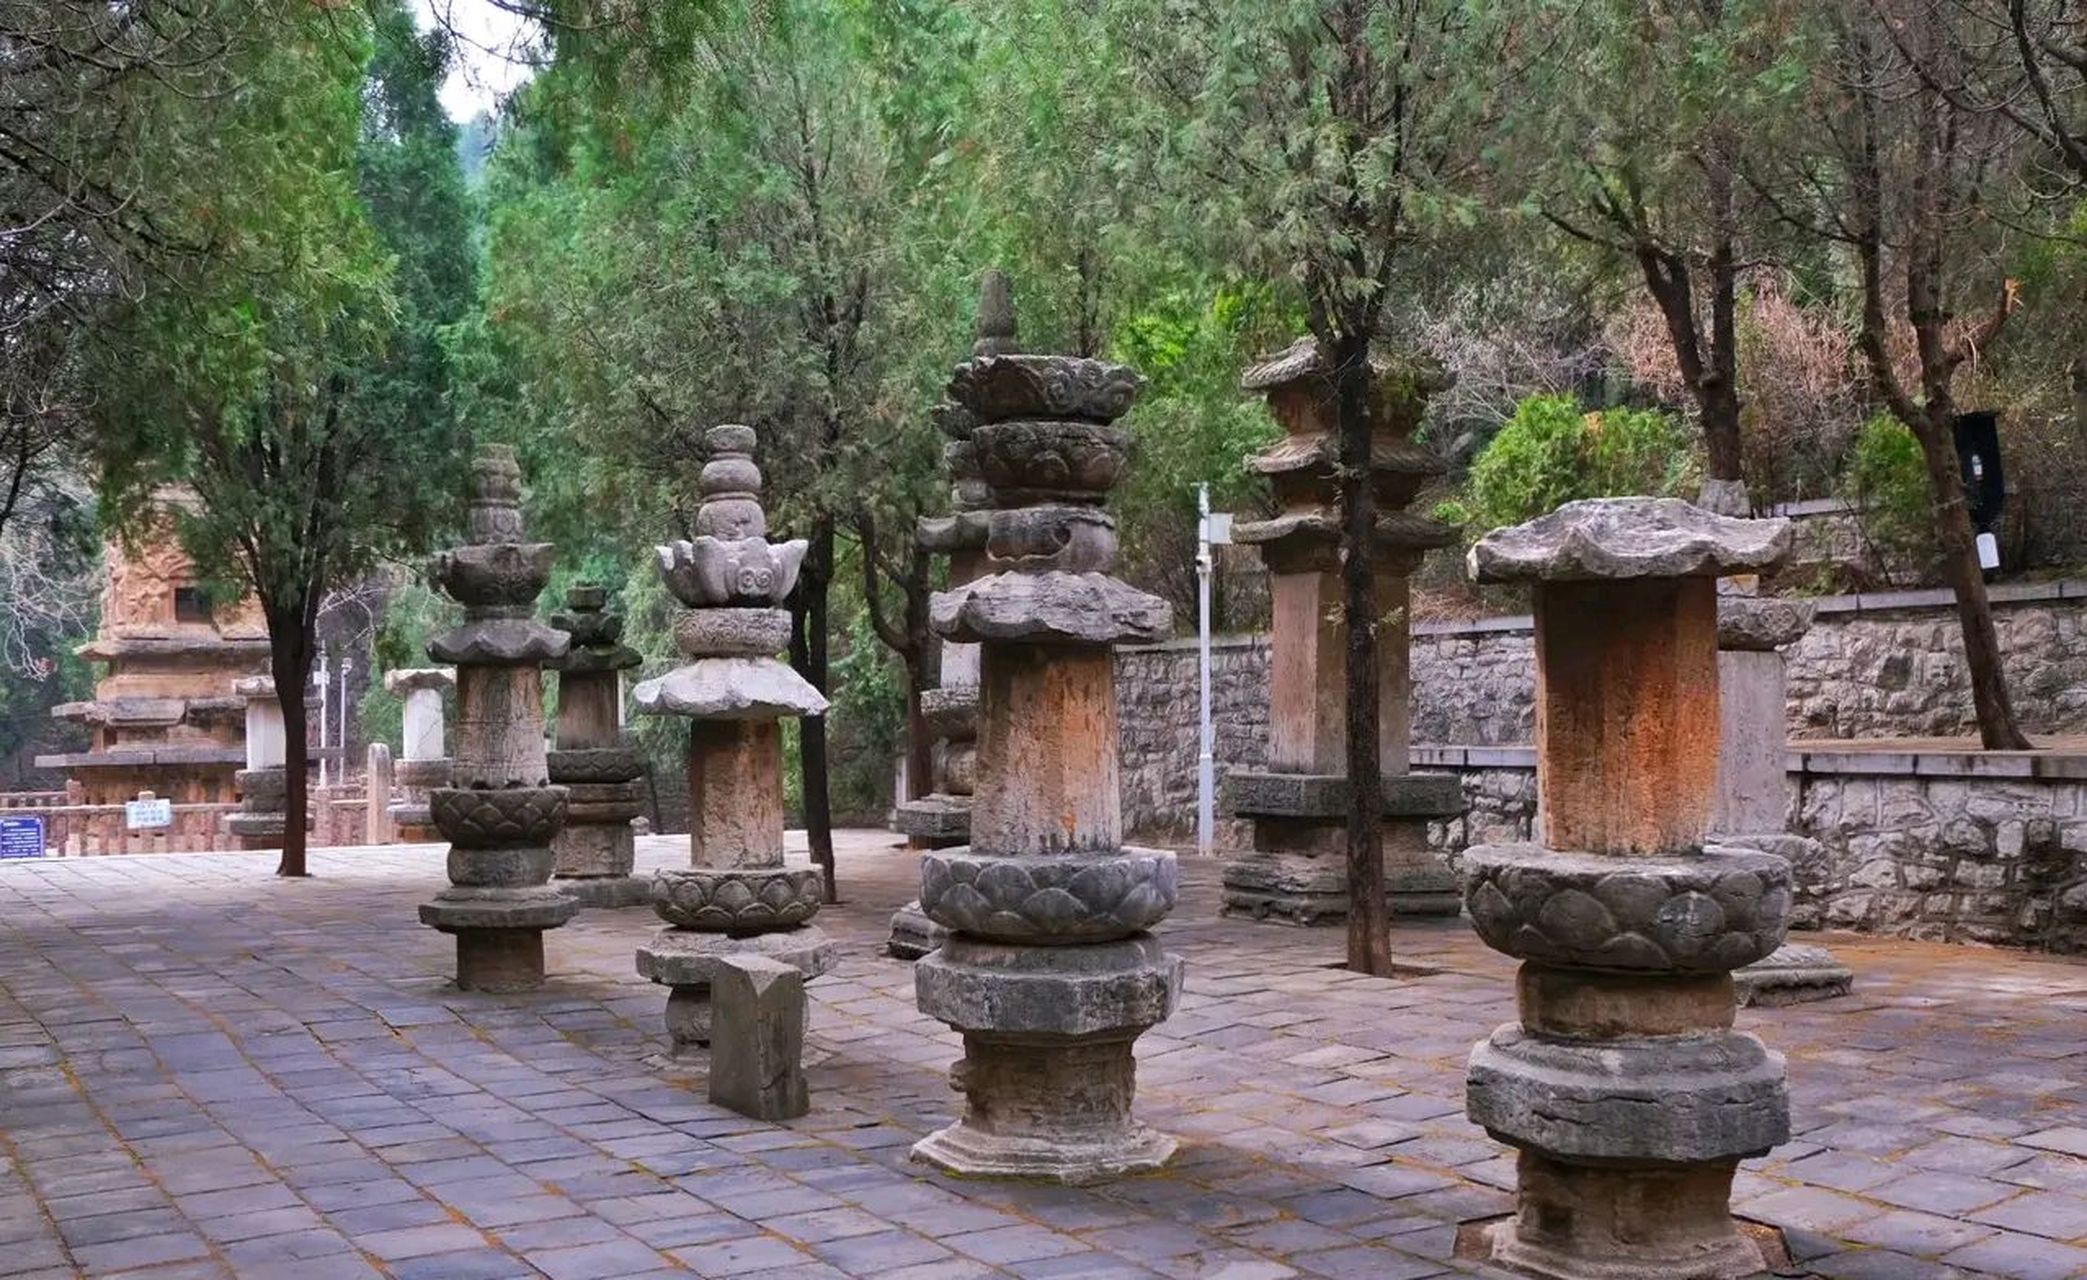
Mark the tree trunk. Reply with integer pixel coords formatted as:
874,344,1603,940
1332,330,1390,977
1911,412,2032,750
2072,356,2087,446
267,606,315,877
791,516,838,902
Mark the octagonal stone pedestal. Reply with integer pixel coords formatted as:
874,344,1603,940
637,923,836,1047
915,935,1181,1183
1222,771,1464,924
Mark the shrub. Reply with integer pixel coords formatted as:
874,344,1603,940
1461,394,1699,534
1844,412,1935,577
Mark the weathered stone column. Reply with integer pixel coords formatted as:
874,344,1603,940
889,282,1007,958
1717,595,1853,1006
1221,340,1464,924
1460,498,1795,1280
386,667,453,842
416,446,577,992
228,676,286,851
548,585,648,908
913,278,1181,1184
633,424,835,1054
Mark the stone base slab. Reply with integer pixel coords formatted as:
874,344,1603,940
558,875,653,909
913,1109,1176,1186
1467,1025,1788,1164
1221,849,1462,926
894,795,972,843
916,935,1180,1038
888,900,948,960
635,925,839,989
419,886,578,933
1479,1151,1767,1280
1222,770,1464,821
1734,942,1853,1007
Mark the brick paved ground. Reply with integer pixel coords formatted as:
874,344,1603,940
3,832,2086,1280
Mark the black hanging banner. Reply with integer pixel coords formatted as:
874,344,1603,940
1953,410,2005,534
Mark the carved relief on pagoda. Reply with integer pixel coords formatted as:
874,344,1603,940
100,509,265,641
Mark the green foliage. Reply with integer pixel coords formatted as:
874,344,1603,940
1845,413,1934,568
1463,394,1699,534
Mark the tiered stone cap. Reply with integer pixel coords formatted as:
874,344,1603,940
929,347,1172,650
1233,338,1457,563
427,446,570,668
1470,496,1792,584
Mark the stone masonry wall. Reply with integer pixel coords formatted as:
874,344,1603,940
1395,755,2087,952
1403,581,2087,746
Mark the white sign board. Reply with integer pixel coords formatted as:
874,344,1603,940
125,797,174,831
1200,512,1234,545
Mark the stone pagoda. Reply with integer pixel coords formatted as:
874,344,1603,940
887,274,1009,959
633,424,835,1054
1460,497,1794,1280
1717,592,1853,1005
911,278,1182,1184
41,491,269,804
226,677,287,850
1221,339,1463,924
416,445,578,992
385,667,453,842
547,584,648,908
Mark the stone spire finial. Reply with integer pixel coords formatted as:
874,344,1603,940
972,269,1018,358
465,443,526,545
695,424,766,540
657,425,806,612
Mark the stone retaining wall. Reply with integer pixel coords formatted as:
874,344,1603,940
1403,746,2087,952
1116,580,2087,819
1407,579,2087,744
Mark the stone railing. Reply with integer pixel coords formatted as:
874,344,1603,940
10,802,240,856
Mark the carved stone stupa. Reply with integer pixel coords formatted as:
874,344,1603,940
416,445,577,992
548,584,648,908
887,276,1007,959
1222,339,1464,924
1460,497,1794,1280
633,424,835,1054
910,276,1182,1184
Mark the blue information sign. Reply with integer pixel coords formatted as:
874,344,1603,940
0,815,47,859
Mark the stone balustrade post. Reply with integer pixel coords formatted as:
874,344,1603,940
366,743,394,845
632,424,835,1054
415,445,577,991
1459,497,1796,1280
